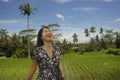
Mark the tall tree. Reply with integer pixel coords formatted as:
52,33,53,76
19,2,36,58
90,26,96,37
115,32,120,48
72,33,78,44
103,30,115,43
0,29,8,55
103,29,115,48
19,29,37,40
90,26,97,50
95,35,99,42
100,38,107,49
95,35,101,50
99,27,104,35
84,28,90,42
62,38,68,44
84,28,90,37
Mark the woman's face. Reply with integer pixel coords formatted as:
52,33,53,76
41,28,53,42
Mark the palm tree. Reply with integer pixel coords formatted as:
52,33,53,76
72,33,78,44
90,26,96,50
19,2,36,58
99,27,104,35
115,32,120,48
90,26,96,36
19,29,37,44
84,28,90,38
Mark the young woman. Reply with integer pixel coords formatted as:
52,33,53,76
26,26,64,80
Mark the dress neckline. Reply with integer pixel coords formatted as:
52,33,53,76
41,46,54,59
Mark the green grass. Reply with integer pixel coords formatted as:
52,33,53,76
0,51,120,80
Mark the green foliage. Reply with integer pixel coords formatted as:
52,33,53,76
0,52,6,57
106,48,120,55
72,33,78,44
115,32,120,48
19,2,37,16
19,2,37,58
0,28,36,58
11,55,17,58
84,27,120,51
70,47,85,54
13,49,25,58
0,58,37,80
60,44,71,54
85,44,94,52
71,47,80,53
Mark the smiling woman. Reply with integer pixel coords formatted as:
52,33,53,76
26,26,64,80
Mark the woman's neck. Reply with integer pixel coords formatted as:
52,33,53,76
43,41,52,49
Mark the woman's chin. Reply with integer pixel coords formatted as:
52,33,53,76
45,39,52,42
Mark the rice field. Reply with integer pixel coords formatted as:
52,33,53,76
0,51,120,80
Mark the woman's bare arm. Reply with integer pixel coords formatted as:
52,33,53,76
26,60,37,80
59,64,64,80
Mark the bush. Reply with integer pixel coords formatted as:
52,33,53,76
71,47,85,54
106,48,120,55
71,47,80,53
60,44,71,54
13,49,25,58
0,52,6,57
11,55,17,58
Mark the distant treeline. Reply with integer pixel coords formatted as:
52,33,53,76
0,25,120,58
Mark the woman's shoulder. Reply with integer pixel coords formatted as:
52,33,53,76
53,45,60,49
53,45,61,53
31,46,43,61
33,46,43,52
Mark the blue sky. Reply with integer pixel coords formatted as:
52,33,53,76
0,0,120,43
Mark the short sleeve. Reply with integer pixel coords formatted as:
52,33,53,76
31,48,40,61
53,45,61,57
56,46,61,55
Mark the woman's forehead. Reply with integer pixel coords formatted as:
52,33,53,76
43,28,51,31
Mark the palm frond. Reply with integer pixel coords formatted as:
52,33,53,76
19,2,36,16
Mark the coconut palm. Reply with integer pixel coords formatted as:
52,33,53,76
84,28,90,38
90,26,96,36
115,32,120,48
19,2,36,58
99,27,104,35
90,26,96,50
72,33,78,44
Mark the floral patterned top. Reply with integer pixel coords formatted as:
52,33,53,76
31,46,61,80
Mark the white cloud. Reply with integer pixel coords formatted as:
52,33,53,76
0,19,26,26
72,7,99,12
91,0,114,2
52,0,114,3
1,0,10,3
113,18,120,22
56,13,64,20
103,0,114,2
52,0,74,3
0,19,24,25
59,26,73,30
0,19,18,24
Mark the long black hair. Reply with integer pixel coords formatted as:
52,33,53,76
37,26,49,47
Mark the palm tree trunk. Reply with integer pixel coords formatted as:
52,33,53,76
27,15,30,58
